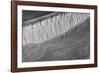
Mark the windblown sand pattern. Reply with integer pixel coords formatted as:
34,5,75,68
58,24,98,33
22,11,90,62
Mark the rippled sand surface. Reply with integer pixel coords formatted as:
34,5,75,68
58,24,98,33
22,18,90,62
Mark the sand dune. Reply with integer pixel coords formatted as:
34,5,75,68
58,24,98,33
22,18,90,62
22,12,89,43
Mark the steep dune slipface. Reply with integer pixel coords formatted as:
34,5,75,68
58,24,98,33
22,17,90,62
22,12,89,44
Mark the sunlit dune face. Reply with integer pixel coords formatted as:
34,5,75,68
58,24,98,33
22,12,90,44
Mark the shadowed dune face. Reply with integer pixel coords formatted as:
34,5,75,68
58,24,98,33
22,12,89,44
22,18,90,62
22,10,54,22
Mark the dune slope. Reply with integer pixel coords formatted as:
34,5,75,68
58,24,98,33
22,18,90,62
